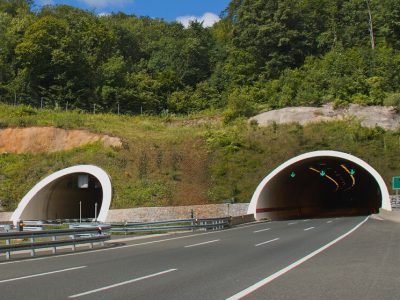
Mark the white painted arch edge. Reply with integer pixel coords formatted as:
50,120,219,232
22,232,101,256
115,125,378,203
247,150,391,217
11,165,112,225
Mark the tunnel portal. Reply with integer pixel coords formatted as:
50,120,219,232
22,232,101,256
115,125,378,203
11,165,112,224
248,151,390,220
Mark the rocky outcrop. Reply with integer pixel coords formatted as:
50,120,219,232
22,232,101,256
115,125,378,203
0,127,122,154
251,103,400,130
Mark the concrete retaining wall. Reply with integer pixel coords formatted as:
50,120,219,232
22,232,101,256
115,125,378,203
105,203,249,223
378,208,400,223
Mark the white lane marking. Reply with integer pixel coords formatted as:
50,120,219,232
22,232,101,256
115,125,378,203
327,220,333,224
304,227,315,231
226,216,369,300
303,219,310,222
255,238,280,247
184,239,220,248
0,266,86,284
69,269,177,298
288,222,297,225
254,228,271,233
0,222,267,266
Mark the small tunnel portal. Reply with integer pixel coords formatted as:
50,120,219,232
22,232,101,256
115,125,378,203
12,165,112,224
19,173,102,221
250,151,389,220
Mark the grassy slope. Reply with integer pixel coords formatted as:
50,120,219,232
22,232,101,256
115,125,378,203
0,104,399,211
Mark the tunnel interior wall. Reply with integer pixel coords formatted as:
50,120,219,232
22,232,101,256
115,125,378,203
252,154,386,220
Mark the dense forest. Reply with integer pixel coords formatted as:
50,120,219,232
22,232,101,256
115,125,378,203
1,0,400,118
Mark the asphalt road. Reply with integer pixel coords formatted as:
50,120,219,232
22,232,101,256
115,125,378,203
0,216,393,300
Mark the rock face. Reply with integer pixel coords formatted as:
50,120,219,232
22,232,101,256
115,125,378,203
251,103,400,130
0,127,122,154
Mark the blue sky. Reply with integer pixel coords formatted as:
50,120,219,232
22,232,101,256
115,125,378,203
34,0,231,27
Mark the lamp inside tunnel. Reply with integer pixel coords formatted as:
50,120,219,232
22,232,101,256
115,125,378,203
248,151,391,220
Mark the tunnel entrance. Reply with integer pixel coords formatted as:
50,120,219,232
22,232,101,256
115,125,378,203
248,151,390,220
19,173,102,221
11,165,112,224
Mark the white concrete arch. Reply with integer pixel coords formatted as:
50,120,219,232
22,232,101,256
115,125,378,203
11,165,112,224
248,150,391,220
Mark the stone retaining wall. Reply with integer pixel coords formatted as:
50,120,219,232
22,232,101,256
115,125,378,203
0,203,251,223
105,203,249,223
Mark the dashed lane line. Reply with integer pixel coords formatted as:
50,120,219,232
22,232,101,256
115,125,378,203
304,227,315,231
69,269,177,298
254,228,271,233
255,238,280,247
184,239,220,248
0,266,86,284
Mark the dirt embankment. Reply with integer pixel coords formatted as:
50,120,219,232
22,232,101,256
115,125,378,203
0,127,122,154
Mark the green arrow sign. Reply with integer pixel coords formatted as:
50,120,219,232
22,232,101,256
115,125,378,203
290,171,296,178
350,169,355,175
320,170,326,177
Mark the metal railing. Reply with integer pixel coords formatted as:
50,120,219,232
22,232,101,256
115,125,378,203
0,225,111,260
111,217,230,234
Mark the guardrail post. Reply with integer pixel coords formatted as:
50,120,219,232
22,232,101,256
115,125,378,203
52,236,57,254
30,236,35,257
72,234,76,252
6,239,10,260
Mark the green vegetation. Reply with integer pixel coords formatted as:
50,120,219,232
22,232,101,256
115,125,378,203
1,1,400,210
1,0,400,120
0,104,399,211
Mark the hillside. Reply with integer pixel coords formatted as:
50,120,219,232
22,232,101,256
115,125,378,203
1,104,400,212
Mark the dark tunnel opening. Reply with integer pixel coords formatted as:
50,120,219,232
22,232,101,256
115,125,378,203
20,173,103,221
256,157,381,220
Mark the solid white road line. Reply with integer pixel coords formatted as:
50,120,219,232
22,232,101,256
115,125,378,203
304,227,315,231
226,216,369,300
254,228,271,233
327,220,333,224
255,238,280,247
0,266,86,284
184,239,220,248
69,269,177,298
288,222,297,225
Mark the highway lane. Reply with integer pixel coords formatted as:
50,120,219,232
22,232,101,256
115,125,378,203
0,216,367,299
245,216,400,300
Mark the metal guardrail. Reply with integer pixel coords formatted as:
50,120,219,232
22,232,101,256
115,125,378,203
111,217,230,234
0,225,111,260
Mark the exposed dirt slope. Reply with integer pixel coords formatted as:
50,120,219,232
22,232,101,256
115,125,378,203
251,103,400,130
0,127,122,153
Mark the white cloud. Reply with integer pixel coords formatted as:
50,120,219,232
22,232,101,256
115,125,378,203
98,12,111,17
176,12,220,28
38,0,55,5
79,0,129,9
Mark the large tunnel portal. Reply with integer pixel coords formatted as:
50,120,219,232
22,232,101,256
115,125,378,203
248,151,390,220
11,165,112,224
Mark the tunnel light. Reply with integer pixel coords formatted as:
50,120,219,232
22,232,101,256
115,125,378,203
78,174,89,189
309,167,339,191
340,164,356,187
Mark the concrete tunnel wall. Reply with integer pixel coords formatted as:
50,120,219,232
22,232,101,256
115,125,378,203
248,151,391,220
11,165,112,224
